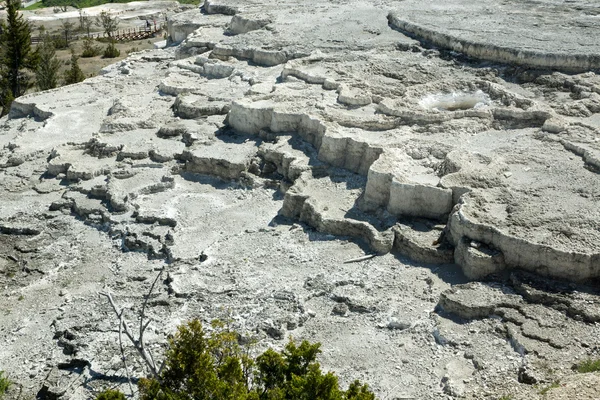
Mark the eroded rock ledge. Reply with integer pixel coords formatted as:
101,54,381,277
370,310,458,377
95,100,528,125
387,14,600,73
387,0,600,73
2,0,599,285
2,1,600,398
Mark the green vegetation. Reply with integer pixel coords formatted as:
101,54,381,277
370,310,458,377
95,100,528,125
99,319,376,400
498,395,513,400
79,9,94,36
95,11,119,38
63,52,85,84
36,35,61,90
81,37,101,57
0,0,39,116
576,358,600,373
24,2,46,10
0,371,10,400
538,381,560,396
96,389,126,400
102,41,120,58
41,0,131,9
61,20,76,47
38,0,198,9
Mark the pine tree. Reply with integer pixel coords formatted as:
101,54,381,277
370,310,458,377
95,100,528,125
61,20,75,47
0,0,38,116
102,40,120,58
81,36,101,58
63,52,85,85
95,11,119,38
36,35,61,91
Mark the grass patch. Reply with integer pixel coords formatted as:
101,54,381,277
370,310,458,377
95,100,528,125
539,381,560,396
577,358,600,373
41,0,133,9
24,2,45,10
0,371,10,400
498,396,513,400
29,0,193,12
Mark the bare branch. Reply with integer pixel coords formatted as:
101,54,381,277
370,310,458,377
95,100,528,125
157,359,167,375
99,266,167,385
343,254,375,264
139,268,163,352
99,291,159,377
119,311,134,397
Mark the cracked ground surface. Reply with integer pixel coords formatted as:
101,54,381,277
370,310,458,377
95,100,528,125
1,0,600,398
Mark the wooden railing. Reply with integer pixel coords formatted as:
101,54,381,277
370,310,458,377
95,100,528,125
31,23,164,44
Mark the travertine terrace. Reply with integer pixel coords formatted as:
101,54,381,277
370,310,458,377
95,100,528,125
1,0,600,399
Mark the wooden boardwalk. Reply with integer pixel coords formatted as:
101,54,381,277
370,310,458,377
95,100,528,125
31,24,164,44
112,25,163,41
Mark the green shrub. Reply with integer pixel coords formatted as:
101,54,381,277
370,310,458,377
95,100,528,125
52,35,68,50
100,319,376,400
0,371,11,400
96,389,126,400
103,41,120,58
577,358,600,373
81,37,101,58
36,34,61,90
63,53,85,85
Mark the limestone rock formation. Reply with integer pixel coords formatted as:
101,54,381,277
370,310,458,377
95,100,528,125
1,0,600,399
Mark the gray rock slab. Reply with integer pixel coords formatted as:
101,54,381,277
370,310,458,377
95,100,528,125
388,0,600,71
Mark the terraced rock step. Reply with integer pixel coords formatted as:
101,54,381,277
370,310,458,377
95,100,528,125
281,170,394,255
387,0,600,72
2,0,600,399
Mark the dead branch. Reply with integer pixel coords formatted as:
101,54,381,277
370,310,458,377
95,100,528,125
139,268,164,366
119,311,134,396
343,254,376,264
99,291,158,376
99,266,167,382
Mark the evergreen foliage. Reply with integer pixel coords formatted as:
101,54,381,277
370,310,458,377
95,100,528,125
0,371,10,400
95,11,119,38
63,52,85,85
41,0,199,7
103,41,121,58
81,37,101,58
61,20,76,47
0,0,38,116
52,35,69,50
79,10,94,36
96,389,126,400
129,319,376,400
36,35,61,90
42,0,129,9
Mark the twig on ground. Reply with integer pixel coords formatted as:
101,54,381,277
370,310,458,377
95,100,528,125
343,254,376,264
